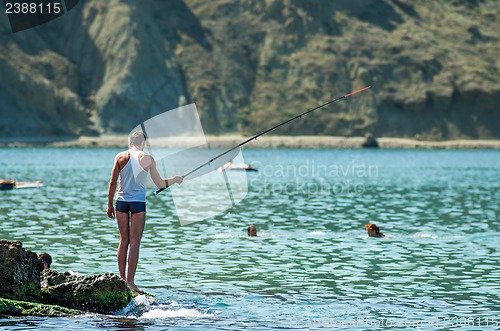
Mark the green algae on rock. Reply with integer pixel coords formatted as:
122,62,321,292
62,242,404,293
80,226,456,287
0,240,135,316
41,270,134,314
0,298,83,317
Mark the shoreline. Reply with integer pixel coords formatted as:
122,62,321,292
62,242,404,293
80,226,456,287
1,135,500,149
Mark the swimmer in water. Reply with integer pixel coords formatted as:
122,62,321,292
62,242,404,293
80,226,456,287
39,253,52,270
365,223,385,238
247,224,257,237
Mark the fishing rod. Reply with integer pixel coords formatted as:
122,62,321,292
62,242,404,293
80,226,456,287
154,85,372,196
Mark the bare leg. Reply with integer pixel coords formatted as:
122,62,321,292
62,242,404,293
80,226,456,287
127,211,146,292
116,211,130,281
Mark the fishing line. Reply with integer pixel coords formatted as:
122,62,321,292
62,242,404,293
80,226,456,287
154,85,372,196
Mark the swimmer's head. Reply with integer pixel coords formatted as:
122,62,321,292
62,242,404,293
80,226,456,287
247,224,257,237
39,253,52,270
365,223,381,237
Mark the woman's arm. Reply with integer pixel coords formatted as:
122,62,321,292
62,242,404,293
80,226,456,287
107,156,120,218
147,156,183,189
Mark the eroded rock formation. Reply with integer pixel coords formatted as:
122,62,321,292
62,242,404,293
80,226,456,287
0,240,133,316
0,240,42,302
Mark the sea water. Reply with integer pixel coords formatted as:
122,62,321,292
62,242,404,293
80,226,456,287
0,148,499,330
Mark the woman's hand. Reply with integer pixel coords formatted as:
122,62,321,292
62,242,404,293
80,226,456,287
107,204,115,218
174,175,183,185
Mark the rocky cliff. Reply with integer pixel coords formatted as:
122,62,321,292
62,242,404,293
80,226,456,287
0,0,499,139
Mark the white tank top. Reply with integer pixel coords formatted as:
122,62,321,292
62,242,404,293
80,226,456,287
116,149,148,202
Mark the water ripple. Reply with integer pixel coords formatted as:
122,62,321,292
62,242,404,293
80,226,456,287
1,148,499,330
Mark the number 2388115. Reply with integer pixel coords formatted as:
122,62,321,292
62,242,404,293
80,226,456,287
5,2,62,14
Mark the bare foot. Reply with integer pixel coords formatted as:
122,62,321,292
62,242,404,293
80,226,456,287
127,282,144,294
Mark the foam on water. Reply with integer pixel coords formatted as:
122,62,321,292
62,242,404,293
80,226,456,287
115,294,155,317
140,308,214,319
307,230,326,236
210,233,242,239
414,232,438,239
116,294,214,320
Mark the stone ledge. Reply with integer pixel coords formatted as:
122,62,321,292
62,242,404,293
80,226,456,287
0,298,83,317
0,240,135,317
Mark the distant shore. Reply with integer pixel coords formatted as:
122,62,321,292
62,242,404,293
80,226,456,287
1,135,500,149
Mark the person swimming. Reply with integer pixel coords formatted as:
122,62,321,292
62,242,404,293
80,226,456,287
218,159,257,172
365,223,385,237
39,253,52,270
247,224,257,237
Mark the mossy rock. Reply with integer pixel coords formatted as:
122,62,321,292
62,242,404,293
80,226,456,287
41,271,134,314
0,298,83,317
0,241,135,316
0,240,43,302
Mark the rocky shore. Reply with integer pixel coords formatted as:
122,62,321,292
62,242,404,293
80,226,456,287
1,135,500,149
0,240,134,317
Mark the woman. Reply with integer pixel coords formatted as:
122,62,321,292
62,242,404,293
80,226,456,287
107,131,182,292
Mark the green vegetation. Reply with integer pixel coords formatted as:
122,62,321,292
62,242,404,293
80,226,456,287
16,281,41,303
71,288,133,312
179,0,500,139
0,0,498,139
0,298,82,317
40,271,135,314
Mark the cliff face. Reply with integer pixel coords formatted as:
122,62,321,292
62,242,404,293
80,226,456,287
0,0,189,136
0,0,499,139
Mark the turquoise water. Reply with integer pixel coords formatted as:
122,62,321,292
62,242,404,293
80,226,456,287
0,148,499,330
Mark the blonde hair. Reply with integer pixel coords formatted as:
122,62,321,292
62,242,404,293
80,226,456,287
129,131,146,147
